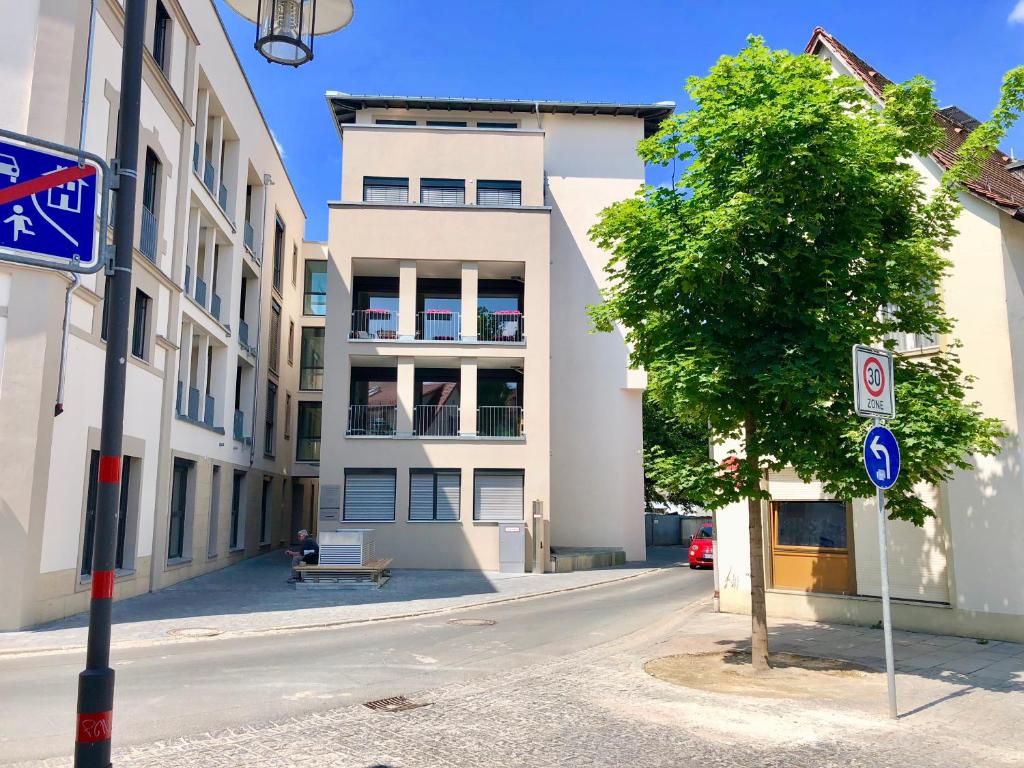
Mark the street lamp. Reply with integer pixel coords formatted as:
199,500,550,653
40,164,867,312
223,0,354,66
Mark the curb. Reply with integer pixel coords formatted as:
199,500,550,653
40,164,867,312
0,563,682,659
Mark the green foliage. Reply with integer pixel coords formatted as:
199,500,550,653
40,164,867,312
590,37,1005,524
642,383,715,510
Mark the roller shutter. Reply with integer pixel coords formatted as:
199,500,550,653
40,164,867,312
474,471,524,522
420,178,465,205
343,471,396,521
363,177,409,204
477,180,522,207
410,471,460,521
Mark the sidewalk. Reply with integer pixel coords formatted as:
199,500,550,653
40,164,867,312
0,548,680,656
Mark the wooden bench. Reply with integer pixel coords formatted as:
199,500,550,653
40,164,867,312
294,558,392,589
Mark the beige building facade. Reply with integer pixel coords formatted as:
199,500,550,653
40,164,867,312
713,29,1024,643
0,0,311,630
318,96,668,571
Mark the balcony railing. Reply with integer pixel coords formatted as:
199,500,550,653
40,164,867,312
175,380,184,415
233,409,246,442
304,291,326,316
414,404,460,437
192,142,200,173
417,310,461,341
139,206,158,262
478,311,524,343
296,437,321,462
195,276,208,309
183,264,192,294
187,386,200,421
347,404,397,436
211,292,222,322
478,406,524,437
350,309,398,340
244,221,255,252
203,159,215,192
203,394,216,427
218,183,228,211
300,366,323,391
239,319,250,349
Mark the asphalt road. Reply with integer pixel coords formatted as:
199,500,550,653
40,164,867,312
0,556,712,763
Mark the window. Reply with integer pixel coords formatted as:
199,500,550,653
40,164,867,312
883,303,939,352
414,367,460,436
272,215,284,293
477,180,522,207
101,275,113,342
775,501,848,549
473,470,524,522
375,119,415,125
291,244,298,286
410,470,460,521
268,300,281,373
300,327,324,390
260,476,272,545
477,121,517,129
426,120,466,127
131,289,150,359
168,458,193,560
343,470,396,521
142,149,160,214
303,261,327,315
153,0,171,72
208,465,221,557
297,402,321,462
287,320,295,365
284,392,292,439
420,178,465,205
229,470,244,550
81,452,135,575
264,381,277,456
363,176,409,204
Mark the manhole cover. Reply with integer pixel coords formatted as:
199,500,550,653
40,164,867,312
167,627,222,638
364,695,432,713
446,618,496,627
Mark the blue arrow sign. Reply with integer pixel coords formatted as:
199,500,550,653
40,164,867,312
0,133,106,273
864,426,900,490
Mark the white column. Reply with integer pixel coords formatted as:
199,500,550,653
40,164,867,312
211,115,225,188
397,357,415,435
460,262,478,340
460,358,477,436
196,334,211,422
202,227,217,309
195,89,210,167
185,209,200,292
398,260,417,340
178,321,193,395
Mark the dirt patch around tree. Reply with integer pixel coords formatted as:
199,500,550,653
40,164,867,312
645,650,882,700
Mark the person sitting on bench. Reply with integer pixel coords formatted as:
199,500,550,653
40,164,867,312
285,529,319,584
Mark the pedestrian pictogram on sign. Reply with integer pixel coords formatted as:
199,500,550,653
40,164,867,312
852,344,895,419
0,129,109,274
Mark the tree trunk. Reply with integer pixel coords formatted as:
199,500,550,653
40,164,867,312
745,412,770,672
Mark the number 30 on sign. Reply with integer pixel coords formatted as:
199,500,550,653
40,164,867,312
852,344,895,419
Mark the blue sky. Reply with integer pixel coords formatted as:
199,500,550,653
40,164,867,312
215,0,1024,241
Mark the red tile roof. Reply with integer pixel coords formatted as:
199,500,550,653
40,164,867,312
805,27,1024,213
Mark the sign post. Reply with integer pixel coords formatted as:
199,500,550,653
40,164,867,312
853,344,899,720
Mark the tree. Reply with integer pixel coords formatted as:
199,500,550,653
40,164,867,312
589,37,1006,671
641,389,713,512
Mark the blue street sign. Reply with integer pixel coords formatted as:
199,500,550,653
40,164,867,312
0,131,108,273
864,426,900,490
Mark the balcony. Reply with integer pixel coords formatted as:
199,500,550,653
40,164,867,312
211,292,222,322
478,311,524,343
203,159,215,192
192,142,200,173
233,409,249,443
414,404,460,437
218,183,229,212
239,319,254,353
203,394,216,428
140,207,158,262
417,310,460,341
350,309,398,340
477,406,524,437
244,220,255,252
195,276,208,309
346,404,397,436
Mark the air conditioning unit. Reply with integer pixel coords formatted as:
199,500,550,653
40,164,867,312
319,529,375,565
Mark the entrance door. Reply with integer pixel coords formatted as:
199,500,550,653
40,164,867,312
770,501,855,595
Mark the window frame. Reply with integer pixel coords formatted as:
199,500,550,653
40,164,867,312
473,469,525,522
131,289,151,360
272,215,285,293
284,391,292,440
303,260,327,316
264,380,277,457
296,401,322,462
362,176,409,204
342,468,397,522
409,469,461,522
300,326,324,391
268,300,282,374
152,0,172,73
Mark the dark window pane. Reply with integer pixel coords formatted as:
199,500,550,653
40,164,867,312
776,502,847,549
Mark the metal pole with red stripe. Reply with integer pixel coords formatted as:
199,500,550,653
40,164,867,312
75,1,146,765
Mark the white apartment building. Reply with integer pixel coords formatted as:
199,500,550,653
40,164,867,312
713,28,1024,644
0,0,312,630
317,95,672,571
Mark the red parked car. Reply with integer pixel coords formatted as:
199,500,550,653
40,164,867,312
688,525,714,569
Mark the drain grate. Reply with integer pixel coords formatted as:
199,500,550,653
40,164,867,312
167,627,222,638
364,695,432,713
446,618,496,627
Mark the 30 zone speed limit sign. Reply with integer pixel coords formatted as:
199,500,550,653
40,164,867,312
852,344,895,419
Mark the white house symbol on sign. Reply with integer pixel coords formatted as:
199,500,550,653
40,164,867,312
46,166,87,214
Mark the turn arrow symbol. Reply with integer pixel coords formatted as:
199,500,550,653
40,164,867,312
870,434,891,480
